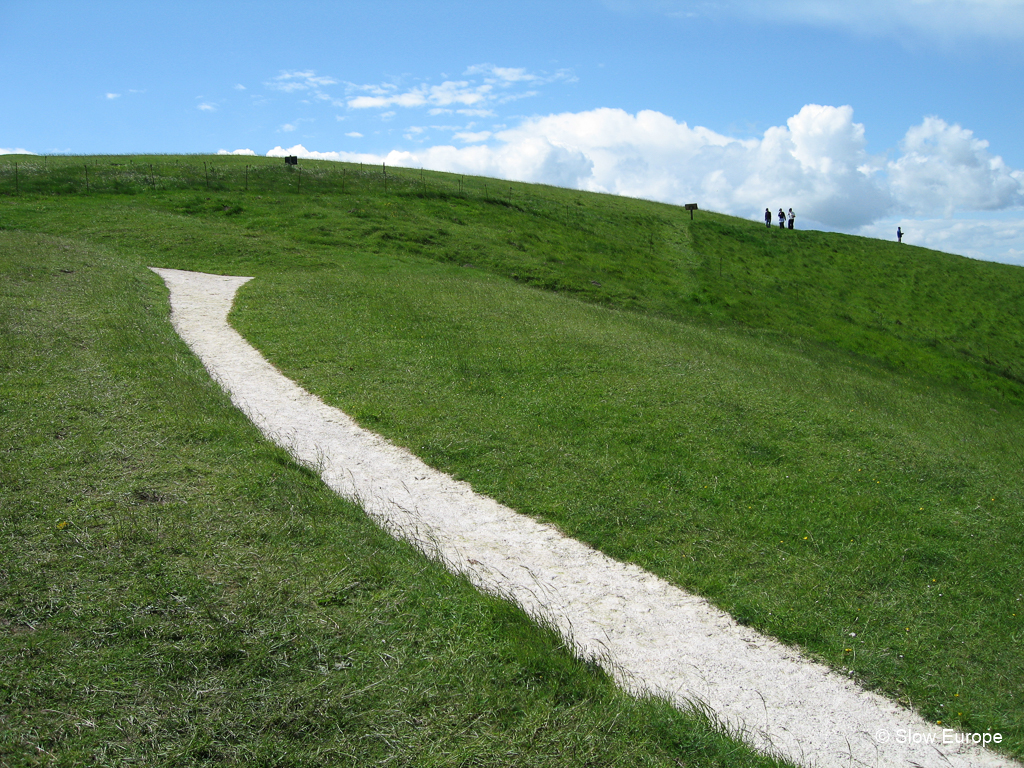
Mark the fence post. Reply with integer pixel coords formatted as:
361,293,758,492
383,162,387,193
84,165,89,193
14,162,17,194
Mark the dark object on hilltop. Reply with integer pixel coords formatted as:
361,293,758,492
685,203,698,220
788,208,794,229
778,209,786,229
765,208,772,228
897,226,903,243
285,156,298,166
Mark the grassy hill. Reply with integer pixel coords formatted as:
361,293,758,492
2,154,1022,764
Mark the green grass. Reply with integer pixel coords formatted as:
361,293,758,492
2,153,1023,762
0,230,789,767
235,251,1024,751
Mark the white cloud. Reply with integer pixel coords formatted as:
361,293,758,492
454,131,493,143
344,65,572,114
269,103,1023,262
0,147,37,155
105,93,121,99
345,131,363,138
268,137,593,190
887,117,1024,216
614,0,1024,42
768,0,1024,42
348,80,494,110
857,215,1024,266
217,148,256,156
266,144,387,165
269,70,338,92
458,104,892,227
281,123,297,132
465,64,538,82
465,63,576,85
197,103,216,112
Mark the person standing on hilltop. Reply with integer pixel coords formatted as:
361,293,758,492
788,208,795,229
765,208,772,228
778,208,786,229
897,226,904,243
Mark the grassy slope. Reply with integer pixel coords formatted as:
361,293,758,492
0,231,786,767
689,218,1024,398
2,154,1023,759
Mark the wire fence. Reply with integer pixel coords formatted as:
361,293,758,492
0,156,657,247
0,156,527,205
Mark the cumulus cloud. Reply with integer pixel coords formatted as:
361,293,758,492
270,105,1021,223
265,141,594,188
888,117,1024,216
197,103,216,112
426,104,892,227
106,93,121,99
267,103,1024,262
217,148,256,156
0,147,37,155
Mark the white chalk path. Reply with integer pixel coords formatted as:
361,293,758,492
151,267,1018,768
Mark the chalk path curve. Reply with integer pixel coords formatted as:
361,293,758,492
151,267,1017,768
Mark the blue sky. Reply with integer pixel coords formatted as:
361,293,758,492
3,0,1023,264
